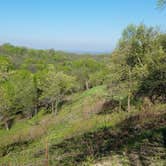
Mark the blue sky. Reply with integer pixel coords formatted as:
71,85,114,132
0,0,166,53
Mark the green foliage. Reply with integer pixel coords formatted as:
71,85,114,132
137,49,166,102
158,34,166,52
0,70,35,129
110,24,166,107
0,24,165,129
119,24,160,67
9,70,36,116
0,56,13,72
157,0,166,8
0,81,14,130
0,45,110,129
21,58,47,73
37,65,77,113
0,56,13,83
71,58,105,90
0,23,166,165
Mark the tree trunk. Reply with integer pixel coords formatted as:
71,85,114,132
45,137,49,166
128,92,131,112
128,68,131,112
34,94,38,115
54,100,59,115
5,121,9,131
85,80,89,90
119,100,122,111
51,102,54,113
34,105,38,115
33,75,38,115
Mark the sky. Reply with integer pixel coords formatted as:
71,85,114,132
0,0,166,53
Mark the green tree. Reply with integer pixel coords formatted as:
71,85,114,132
0,56,13,82
157,0,166,8
107,24,161,111
89,68,109,87
158,34,166,52
0,69,36,129
119,24,159,68
0,81,14,130
9,70,36,117
137,48,166,102
21,58,47,73
71,58,102,90
37,66,76,114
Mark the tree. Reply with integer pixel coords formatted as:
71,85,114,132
118,24,160,68
0,56,13,82
107,58,136,112
137,48,166,103
21,58,47,73
71,58,102,90
0,69,36,130
10,70,36,117
89,68,109,87
157,0,166,8
37,66,76,114
158,34,166,52
0,81,14,130
107,24,162,111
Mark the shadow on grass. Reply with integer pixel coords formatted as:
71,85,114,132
47,111,166,165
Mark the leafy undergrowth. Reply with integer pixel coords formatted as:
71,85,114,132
0,86,166,165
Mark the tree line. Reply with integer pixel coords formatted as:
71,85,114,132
0,24,166,130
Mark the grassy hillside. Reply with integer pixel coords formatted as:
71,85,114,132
0,85,165,165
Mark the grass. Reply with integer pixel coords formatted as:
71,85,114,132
0,85,165,165
0,86,109,164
